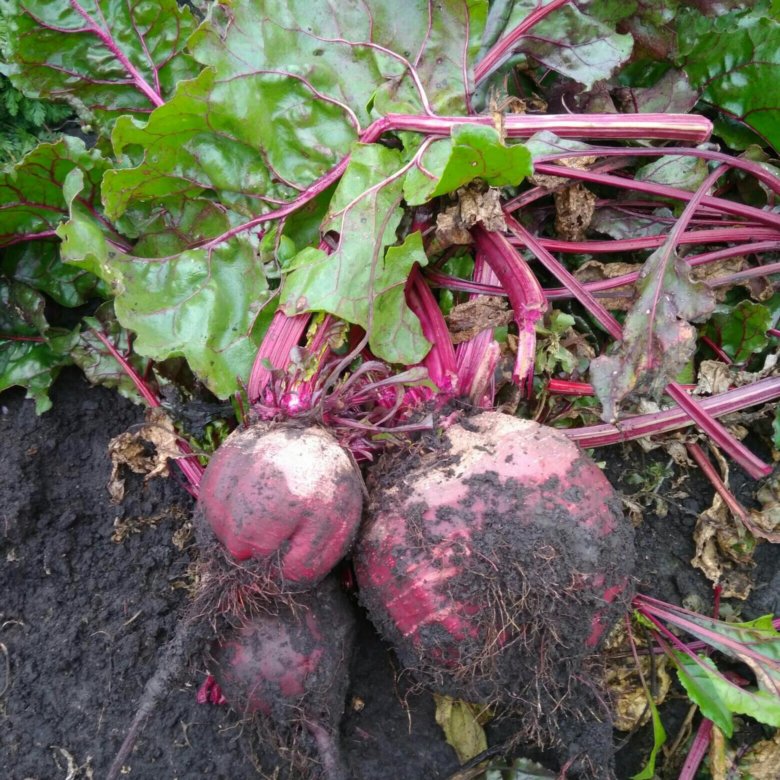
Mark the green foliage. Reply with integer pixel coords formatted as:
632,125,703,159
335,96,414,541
403,125,533,206
281,144,429,364
0,76,72,164
703,298,778,364
0,0,198,135
677,4,780,151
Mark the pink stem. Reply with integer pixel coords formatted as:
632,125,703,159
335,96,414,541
566,377,780,447
666,383,771,479
532,163,780,230
547,379,594,396
473,225,547,395
247,309,310,403
686,442,748,519
405,265,458,395
533,145,780,198
678,719,714,780
377,112,713,143
93,331,203,493
504,212,623,339
69,0,164,107
700,335,733,365
517,229,780,256
455,251,502,406
474,0,572,85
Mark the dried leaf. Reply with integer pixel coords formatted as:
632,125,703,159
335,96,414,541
737,730,780,779
433,694,489,764
553,183,596,242
575,259,644,312
434,185,506,248
708,724,730,780
446,296,512,345
692,473,756,601
749,474,780,540
460,186,506,233
696,360,733,396
603,621,672,733
107,408,182,503
607,654,672,732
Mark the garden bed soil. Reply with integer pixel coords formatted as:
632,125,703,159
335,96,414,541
1,369,778,779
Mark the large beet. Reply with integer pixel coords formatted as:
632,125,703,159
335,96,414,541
196,424,363,586
355,412,635,772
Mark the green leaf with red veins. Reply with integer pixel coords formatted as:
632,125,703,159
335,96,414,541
116,197,239,258
589,238,716,422
618,70,699,114
403,124,533,206
280,144,429,365
636,155,710,192
1,241,108,307
678,5,780,151
0,0,198,133
58,169,271,399
0,136,110,247
703,299,776,364
102,0,487,219
480,0,632,89
189,0,487,119
102,67,350,220
589,207,673,241
72,303,147,404
0,281,78,412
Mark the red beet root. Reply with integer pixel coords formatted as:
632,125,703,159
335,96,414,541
210,578,356,780
197,424,363,586
355,412,634,771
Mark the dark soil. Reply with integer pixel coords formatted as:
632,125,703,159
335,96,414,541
1,369,778,779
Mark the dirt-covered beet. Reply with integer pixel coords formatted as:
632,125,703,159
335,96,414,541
196,424,363,586
210,578,356,780
355,412,635,774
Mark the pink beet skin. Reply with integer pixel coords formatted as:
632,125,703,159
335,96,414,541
197,425,363,585
356,412,634,702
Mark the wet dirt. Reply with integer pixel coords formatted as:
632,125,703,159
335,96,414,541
1,369,778,779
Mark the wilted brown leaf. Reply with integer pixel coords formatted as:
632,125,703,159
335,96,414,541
737,730,780,779
603,622,672,732
107,407,182,503
433,694,489,764
553,182,596,242
574,259,644,312
695,360,733,396
692,489,755,600
446,296,512,345
434,185,506,248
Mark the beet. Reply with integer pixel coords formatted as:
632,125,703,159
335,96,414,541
210,578,356,780
355,412,635,773
196,424,363,586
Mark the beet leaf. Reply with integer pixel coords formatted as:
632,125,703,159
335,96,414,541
280,144,429,364
0,0,198,131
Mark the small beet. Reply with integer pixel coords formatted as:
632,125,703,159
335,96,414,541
210,578,356,780
355,412,635,773
196,424,363,586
